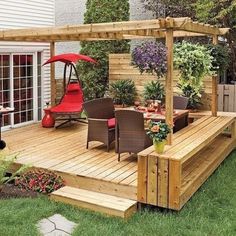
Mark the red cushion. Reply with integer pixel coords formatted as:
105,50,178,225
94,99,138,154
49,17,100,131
108,118,116,128
50,103,83,113
66,83,81,92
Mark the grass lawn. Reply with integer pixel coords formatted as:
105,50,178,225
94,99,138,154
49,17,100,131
0,150,236,236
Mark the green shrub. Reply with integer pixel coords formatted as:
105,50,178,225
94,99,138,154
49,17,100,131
109,80,137,106
206,44,230,75
0,153,29,190
143,81,165,102
15,170,64,194
77,0,130,100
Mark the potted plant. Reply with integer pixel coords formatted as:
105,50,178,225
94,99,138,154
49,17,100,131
109,79,137,107
174,41,213,86
143,80,165,104
146,120,171,154
131,41,167,79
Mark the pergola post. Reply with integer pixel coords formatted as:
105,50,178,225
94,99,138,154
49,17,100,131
211,35,219,117
165,29,174,145
50,41,56,106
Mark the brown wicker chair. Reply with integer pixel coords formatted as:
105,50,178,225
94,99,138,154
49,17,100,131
173,96,189,132
115,110,152,161
173,96,189,109
83,98,115,151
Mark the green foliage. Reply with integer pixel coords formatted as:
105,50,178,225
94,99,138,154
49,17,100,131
174,41,213,86
146,120,171,142
177,81,203,109
77,0,130,100
206,44,230,75
109,80,137,106
15,170,64,194
141,0,194,18
0,153,29,188
143,81,165,102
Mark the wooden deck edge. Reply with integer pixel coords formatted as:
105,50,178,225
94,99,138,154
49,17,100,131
10,162,137,201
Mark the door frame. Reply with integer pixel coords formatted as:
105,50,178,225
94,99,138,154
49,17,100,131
0,49,43,130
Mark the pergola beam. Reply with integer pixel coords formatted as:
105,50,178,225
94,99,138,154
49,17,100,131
0,18,229,42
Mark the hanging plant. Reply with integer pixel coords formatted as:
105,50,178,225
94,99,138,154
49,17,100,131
131,41,167,79
174,41,213,86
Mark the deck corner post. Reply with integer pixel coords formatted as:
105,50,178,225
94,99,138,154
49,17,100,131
137,155,148,203
169,159,181,210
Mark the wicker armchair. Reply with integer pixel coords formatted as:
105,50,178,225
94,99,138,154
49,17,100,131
115,110,152,161
173,96,189,132
83,98,115,152
173,96,189,109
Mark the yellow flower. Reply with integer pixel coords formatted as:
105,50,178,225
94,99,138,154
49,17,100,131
151,125,160,133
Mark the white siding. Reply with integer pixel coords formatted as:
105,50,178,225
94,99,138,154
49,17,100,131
0,0,55,106
0,42,51,107
0,0,55,29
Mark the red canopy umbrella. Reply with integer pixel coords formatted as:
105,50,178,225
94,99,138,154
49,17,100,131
43,53,97,92
43,53,97,65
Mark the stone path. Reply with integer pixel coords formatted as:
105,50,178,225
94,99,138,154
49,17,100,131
37,214,78,236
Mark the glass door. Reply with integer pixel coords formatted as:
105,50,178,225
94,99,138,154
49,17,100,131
13,54,34,125
0,52,42,129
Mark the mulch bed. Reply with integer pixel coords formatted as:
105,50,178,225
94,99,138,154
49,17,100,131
0,184,39,199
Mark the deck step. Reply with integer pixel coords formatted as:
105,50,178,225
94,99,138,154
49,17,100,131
50,186,137,218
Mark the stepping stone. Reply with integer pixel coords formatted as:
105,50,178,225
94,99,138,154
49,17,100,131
37,214,77,236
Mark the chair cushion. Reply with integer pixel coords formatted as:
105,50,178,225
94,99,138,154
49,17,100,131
50,103,83,113
108,118,116,128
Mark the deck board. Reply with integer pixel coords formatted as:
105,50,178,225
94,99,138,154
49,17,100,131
3,123,138,200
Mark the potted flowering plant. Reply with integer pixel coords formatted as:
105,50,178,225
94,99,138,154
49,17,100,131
146,120,171,153
131,41,167,79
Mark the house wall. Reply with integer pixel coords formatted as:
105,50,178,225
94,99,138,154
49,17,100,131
0,0,55,108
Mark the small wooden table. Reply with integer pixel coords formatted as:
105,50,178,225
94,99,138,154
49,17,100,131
0,107,14,149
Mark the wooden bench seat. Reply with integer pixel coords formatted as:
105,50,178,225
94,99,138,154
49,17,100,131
138,115,236,210
160,116,235,162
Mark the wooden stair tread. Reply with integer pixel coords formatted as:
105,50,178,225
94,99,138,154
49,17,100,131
50,186,137,218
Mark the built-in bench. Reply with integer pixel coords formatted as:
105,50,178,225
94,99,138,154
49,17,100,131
138,115,236,210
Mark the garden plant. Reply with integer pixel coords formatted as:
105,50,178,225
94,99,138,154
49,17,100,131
109,79,137,106
0,153,28,191
77,0,130,100
131,41,167,79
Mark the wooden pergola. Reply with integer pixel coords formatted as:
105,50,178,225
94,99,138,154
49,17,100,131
0,17,229,144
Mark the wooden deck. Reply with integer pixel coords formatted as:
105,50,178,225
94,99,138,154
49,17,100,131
3,123,137,200
3,112,236,213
